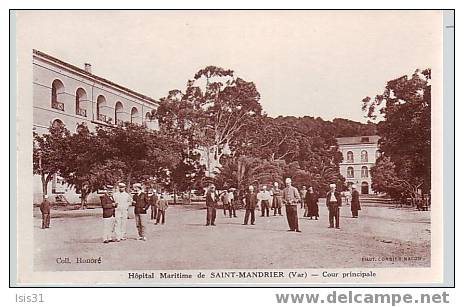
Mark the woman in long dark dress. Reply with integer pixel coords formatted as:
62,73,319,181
305,186,319,220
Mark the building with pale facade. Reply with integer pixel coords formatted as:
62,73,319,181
33,50,159,203
336,135,381,194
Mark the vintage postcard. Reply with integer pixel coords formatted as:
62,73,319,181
12,10,449,286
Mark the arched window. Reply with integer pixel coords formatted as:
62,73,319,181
131,107,139,123
361,150,368,162
51,119,64,129
96,95,106,122
115,101,124,126
75,88,87,117
361,166,369,178
347,151,354,162
145,112,151,121
51,79,65,111
347,167,354,178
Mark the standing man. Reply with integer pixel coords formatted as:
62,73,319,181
305,186,319,220
221,188,233,217
257,185,272,217
271,182,283,216
40,195,51,229
113,183,132,241
205,184,219,226
225,188,236,218
300,185,307,210
133,183,150,240
350,185,361,218
243,185,258,225
326,183,342,229
101,186,117,243
149,189,159,221
282,178,301,232
156,192,169,225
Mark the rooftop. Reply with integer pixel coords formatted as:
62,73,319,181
336,135,380,145
33,49,158,105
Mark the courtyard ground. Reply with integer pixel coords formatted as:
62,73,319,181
33,201,431,271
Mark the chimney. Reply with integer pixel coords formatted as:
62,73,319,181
84,63,92,73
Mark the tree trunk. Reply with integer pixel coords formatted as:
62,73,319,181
41,173,48,199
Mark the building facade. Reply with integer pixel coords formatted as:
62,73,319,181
336,135,381,194
33,50,159,203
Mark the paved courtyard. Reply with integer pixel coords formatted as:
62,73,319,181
34,202,431,271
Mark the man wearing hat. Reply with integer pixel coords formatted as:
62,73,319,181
282,178,301,232
243,185,258,225
271,182,283,216
350,184,361,218
257,185,272,217
205,184,219,226
40,195,51,229
326,183,342,229
300,185,307,210
113,183,132,241
132,183,150,240
100,186,117,243
148,188,159,221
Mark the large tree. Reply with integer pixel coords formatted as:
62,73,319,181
362,69,431,198
161,66,263,175
33,124,71,198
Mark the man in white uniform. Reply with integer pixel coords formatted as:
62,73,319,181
113,183,132,241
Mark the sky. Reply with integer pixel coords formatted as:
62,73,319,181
17,10,443,122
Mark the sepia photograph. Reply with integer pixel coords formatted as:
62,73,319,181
13,10,447,285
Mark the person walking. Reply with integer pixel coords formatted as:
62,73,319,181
100,186,117,243
205,184,219,226
282,178,301,232
257,185,272,217
243,185,258,225
350,185,361,218
132,183,150,240
40,195,51,229
305,186,319,220
271,182,283,216
156,192,169,225
326,183,342,229
113,183,132,241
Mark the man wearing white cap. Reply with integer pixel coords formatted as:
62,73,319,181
282,178,301,232
326,183,342,229
350,184,361,218
257,185,272,217
113,183,132,241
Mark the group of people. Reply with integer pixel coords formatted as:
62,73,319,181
204,178,362,231
38,178,362,241
100,182,169,243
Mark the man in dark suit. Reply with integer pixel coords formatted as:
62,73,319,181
100,186,116,243
243,185,258,225
326,183,342,229
40,195,51,229
205,185,218,226
132,183,150,240
350,185,361,218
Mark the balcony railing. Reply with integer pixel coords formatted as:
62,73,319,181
97,114,113,124
51,101,64,111
76,108,87,117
